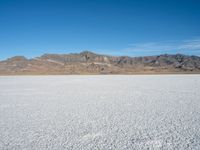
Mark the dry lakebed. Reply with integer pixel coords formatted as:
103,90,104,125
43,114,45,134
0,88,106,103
0,75,200,149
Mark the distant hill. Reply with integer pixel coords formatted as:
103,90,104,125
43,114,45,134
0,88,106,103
0,51,200,75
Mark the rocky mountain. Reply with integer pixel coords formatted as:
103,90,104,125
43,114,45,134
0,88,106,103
0,51,200,75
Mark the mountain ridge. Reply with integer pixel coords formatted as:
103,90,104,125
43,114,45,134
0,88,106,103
0,51,200,75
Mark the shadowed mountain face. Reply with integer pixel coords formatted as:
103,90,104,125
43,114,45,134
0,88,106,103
0,51,200,75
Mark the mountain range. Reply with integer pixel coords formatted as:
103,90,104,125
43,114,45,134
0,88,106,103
0,51,200,75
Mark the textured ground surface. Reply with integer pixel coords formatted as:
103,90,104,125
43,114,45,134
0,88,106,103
0,75,200,150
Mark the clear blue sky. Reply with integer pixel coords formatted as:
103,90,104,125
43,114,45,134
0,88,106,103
0,0,200,60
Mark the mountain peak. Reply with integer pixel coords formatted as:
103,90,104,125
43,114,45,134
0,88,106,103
7,56,27,61
80,51,97,55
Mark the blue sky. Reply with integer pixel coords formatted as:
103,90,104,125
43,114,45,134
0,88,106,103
0,0,200,60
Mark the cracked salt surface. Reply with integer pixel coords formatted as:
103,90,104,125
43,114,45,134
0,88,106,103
0,75,200,150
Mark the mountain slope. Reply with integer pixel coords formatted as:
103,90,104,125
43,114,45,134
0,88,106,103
0,51,200,75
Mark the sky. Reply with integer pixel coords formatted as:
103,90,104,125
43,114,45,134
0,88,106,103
0,0,200,60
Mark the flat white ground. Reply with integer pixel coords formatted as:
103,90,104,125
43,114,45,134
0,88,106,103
0,75,200,150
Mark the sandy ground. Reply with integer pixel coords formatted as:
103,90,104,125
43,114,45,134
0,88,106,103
0,75,200,150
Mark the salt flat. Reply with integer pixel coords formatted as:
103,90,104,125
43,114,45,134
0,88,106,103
0,75,200,150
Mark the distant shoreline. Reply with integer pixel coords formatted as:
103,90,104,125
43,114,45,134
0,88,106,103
0,72,200,76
